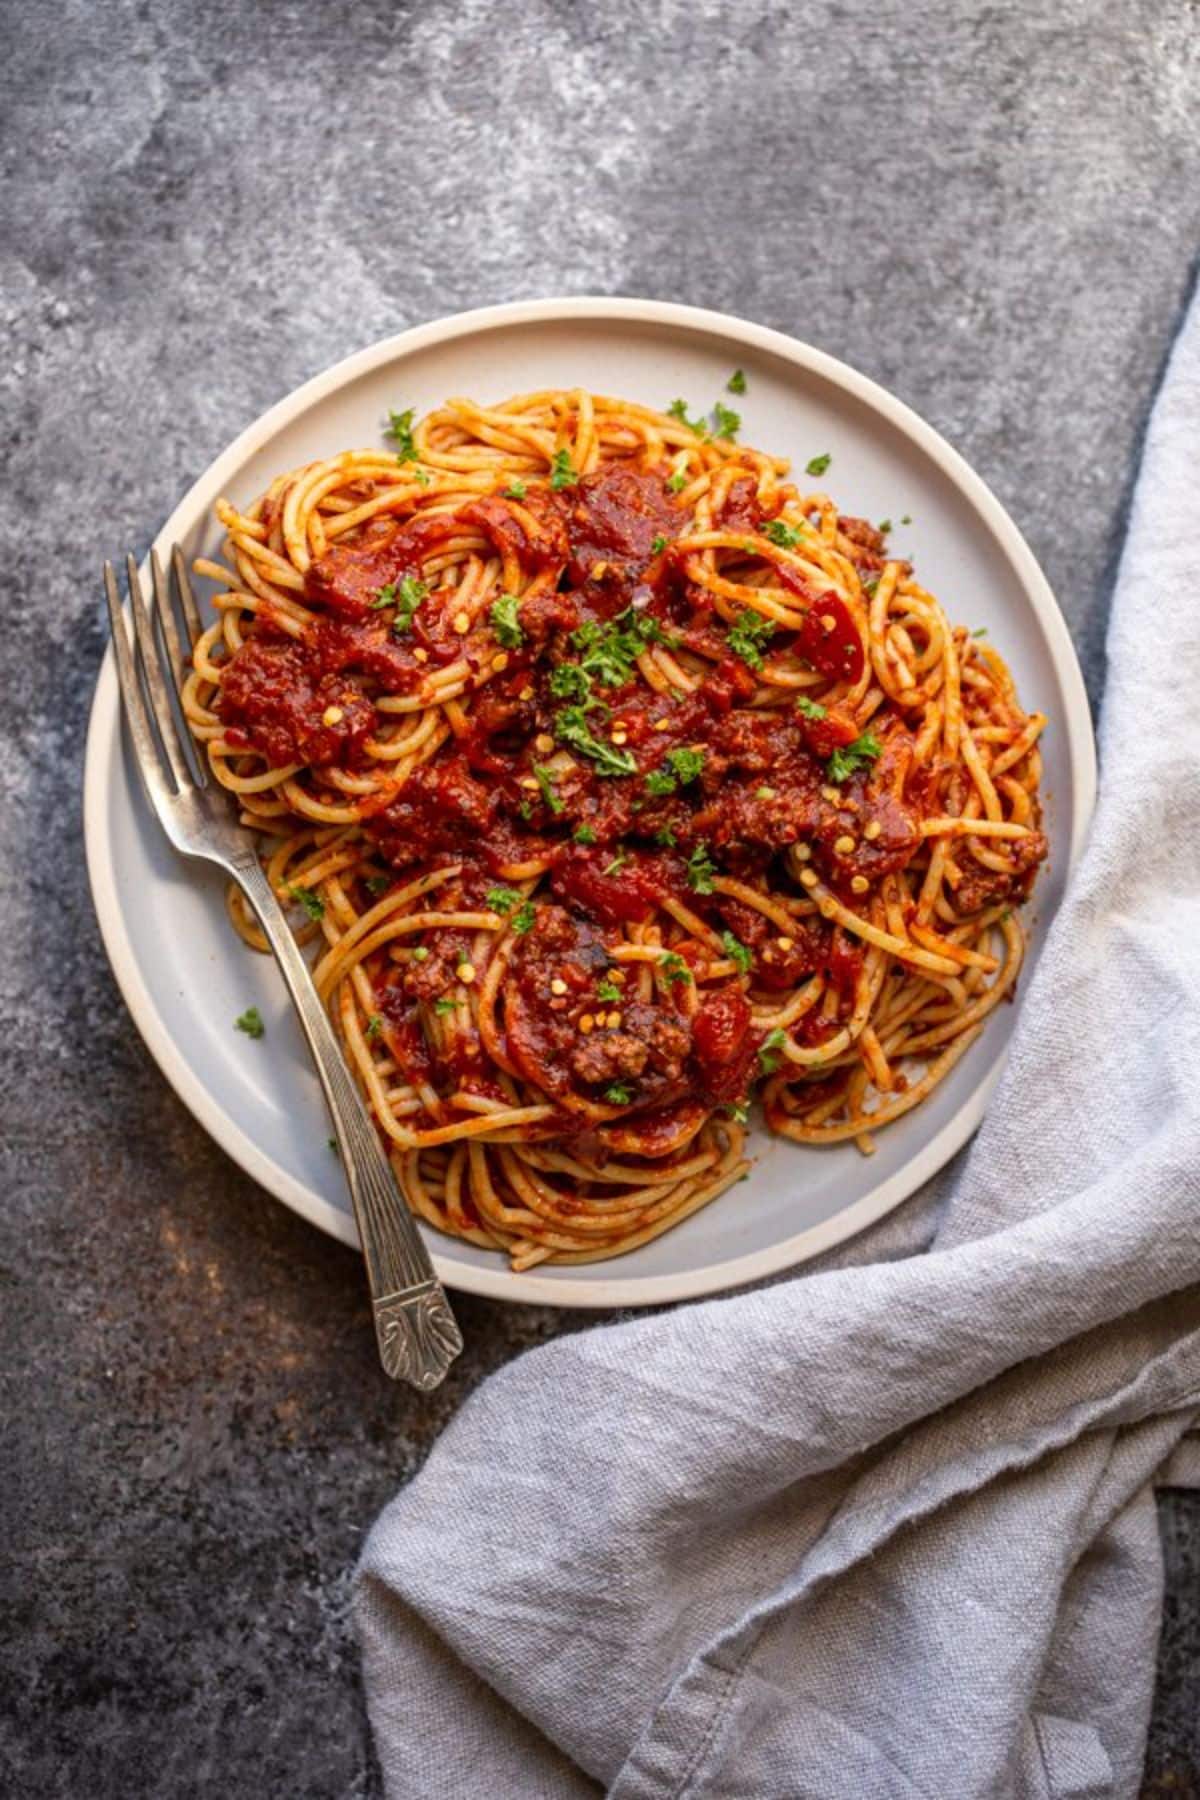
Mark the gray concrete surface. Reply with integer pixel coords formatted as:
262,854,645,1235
2,1,1198,1793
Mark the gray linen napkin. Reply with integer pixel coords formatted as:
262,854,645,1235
356,289,1200,1800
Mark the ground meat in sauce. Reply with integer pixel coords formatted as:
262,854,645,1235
952,829,1048,913
218,637,376,767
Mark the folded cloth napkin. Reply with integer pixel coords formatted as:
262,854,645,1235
356,287,1200,1800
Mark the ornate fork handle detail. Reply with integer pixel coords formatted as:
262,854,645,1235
228,857,464,1387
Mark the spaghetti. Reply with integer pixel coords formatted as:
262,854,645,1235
183,387,1048,1270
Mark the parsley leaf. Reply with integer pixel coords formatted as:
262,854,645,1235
721,930,752,973
596,977,621,1002
763,518,803,548
533,763,565,813
234,1006,264,1039
288,884,325,921
554,706,637,776
667,746,704,785
900,513,913,525
550,449,578,490
724,1101,750,1124
570,608,674,690
549,662,592,703
686,843,716,895
603,851,629,876
386,407,417,460
650,534,667,555
364,873,391,896
644,768,677,797
727,609,776,672
878,518,892,534
711,401,740,440
970,626,988,639
573,823,597,845
365,1014,383,1041
603,1083,633,1105
727,369,747,395
795,695,827,720
486,886,522,914
660,951,692,985
805,452,832,477
511,901,536,934
827,733,883,784
378,576,427,634
504,479,527,499
758,1027,788,1073
667,397,707,435
655,825,677,848
490,593,524,648
667,451,690,494
434,997,458,1016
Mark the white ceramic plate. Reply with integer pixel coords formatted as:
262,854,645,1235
84,298,1096,1308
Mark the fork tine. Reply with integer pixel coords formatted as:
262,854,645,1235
152,545,188,690
151,549,209,789
171,543,205,649
126,553,196,794
104,561,176,825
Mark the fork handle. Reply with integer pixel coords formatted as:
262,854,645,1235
230,851,463,1390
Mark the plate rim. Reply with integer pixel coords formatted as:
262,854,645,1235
83,295,1098,1308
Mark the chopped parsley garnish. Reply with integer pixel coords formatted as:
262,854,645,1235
795,695,827,720
863,576,880,598
667,451,690,493
603,851,629,876
288,884,325,921
490,593,524,648
549,662,592,703
534,764,565,813
970,626,988,639
878,518,892,534
827,732,883,784
727,368,747,395
660,951,693,985
711,401,740,441
667,397,707,435
550,449,578,489
603,1083,633,1105
655,825,677,848
375,576,427,633
573,823,597,845
365,873,391,896
650,534,667,555
724,1101,750,1124
504,479,527,499
596,977,621,1002
511,901,536,934
667,746,704,785
763,518,803,549
234,1007,264,1039
900,513,912,525
644,768,677,797
434,997,458,1016
554,706,637,776
727,609,776,672
486,886,523,914
411,466,431,488
364,1014,383,1041
328,1136,338,1151
570,608,675,690
386,407,417,461
686,843,717,895
805,452,832,477
721,930,752,973
758,1027,788,1073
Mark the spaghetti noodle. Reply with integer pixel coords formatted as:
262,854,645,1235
183,387,1048,1270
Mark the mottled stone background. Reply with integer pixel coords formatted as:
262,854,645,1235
2,1,1198,1793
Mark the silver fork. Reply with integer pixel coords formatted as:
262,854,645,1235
103,546,464,1391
